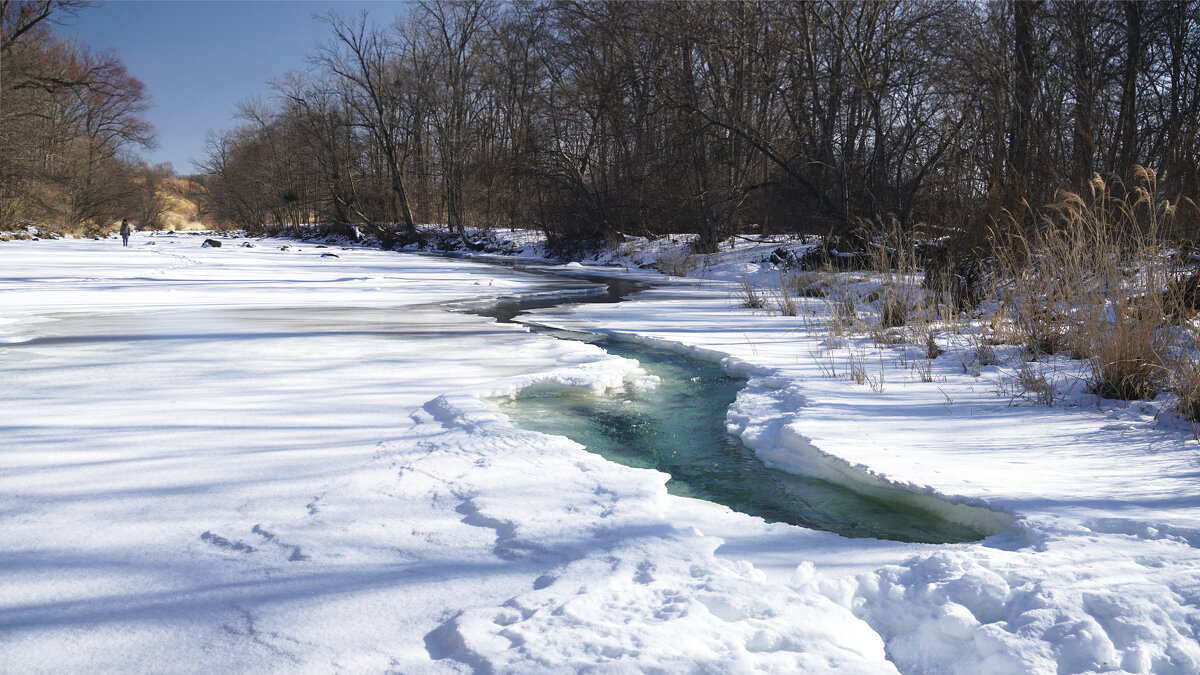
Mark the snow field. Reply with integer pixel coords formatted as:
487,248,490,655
4,232,1200,673
2,236,908,672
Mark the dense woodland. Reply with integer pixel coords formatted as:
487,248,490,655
4,0,1200,254
194,0,1200,254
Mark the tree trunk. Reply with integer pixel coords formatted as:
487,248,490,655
1115,0,1142,181
1007,0,1039,212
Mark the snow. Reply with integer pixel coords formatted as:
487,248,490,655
517,236,1200,674
2,231,1199,673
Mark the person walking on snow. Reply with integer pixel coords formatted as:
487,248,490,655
120,219,131,246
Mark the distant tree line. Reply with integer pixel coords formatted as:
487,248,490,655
0,0,171,233
204,1,1200,250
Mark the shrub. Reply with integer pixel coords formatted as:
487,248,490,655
655,245,695,277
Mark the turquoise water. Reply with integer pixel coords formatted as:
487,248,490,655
455,266,991,543
499,332,989,544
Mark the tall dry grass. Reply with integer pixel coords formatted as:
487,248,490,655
868,223,926,331
992,167,1189,401
774,273,799,316
1169,356,1200,421
740,174,1200,414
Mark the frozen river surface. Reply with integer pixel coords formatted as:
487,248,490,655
2,235,1199,673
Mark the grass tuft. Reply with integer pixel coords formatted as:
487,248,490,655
775,273,798,316
736,274,767,309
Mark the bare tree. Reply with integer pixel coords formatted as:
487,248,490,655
406,0,496,246
1,0,88,52
274,71,375,229
195,0,1200,252
317,11,418,238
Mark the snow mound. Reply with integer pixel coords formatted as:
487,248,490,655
432,531,898,674
842,541,1200,674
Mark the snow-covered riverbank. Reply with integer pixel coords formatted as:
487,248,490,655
2,233,1198,673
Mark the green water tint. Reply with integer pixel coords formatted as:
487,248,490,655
499,332,988,544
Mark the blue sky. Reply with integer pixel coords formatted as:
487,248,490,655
66,0,411,174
